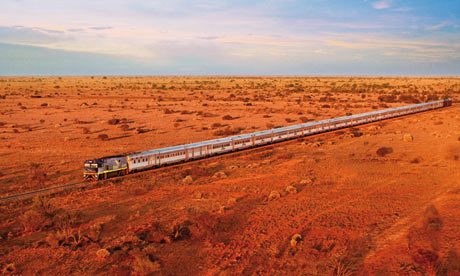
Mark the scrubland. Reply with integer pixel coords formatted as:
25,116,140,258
0,76,459,275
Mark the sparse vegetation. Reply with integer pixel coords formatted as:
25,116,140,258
376,147,393,157
1,76,459,275
97,133,109,140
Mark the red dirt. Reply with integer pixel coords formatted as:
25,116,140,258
0,76,459,275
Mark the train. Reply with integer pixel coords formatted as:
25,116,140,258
83,98,452,180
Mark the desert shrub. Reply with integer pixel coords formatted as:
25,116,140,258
376,147,393,157
426,94,439,101
299,116,311,123
82,127,90,134
213,126,243,136
328,257,353,276
98,134,109,141
96,248,110,259
445,145,460,161
171,222,192,241
131,249,161,275
108,118,120,125
52,208,80,231
411,249,439,276
137,128,148,134
411,158,421,164
47,228,88,249
211,122,222,128
33,196,58,217
349,130,362,138
322,104,331,108
46,228,69,248
285,118,295,123
266,123,275,129
164,108,173,114
2,263,15,274
21,196,81,232
439,249,460,274
277,153,294,159
74,119,91,124
399,94,420,104
423,205,443,232
222,115,234,120
32,170,47,184
120,124,130,131
20,209,49,232
41,103,48,107
188,167,211,179
378,94,397,103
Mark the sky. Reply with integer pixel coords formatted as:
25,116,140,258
0,0,459,75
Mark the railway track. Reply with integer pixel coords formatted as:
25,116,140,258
0,100,452,203
0,140,283,203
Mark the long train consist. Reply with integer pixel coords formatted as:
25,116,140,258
83,99,452,180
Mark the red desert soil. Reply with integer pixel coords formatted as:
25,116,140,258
0,76,459,275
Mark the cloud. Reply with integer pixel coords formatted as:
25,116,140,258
196,36,220,40
0,25,66,45
68,28,85,32
392,7,411,12
426,22,450,31
372,0,393,9
89,26,113,31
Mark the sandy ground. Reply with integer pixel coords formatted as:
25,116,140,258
0,76,459,275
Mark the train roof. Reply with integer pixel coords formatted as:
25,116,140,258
127,99,448,158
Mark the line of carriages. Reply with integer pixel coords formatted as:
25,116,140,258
83,99,451,180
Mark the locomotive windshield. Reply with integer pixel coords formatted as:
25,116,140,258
84,160,101,172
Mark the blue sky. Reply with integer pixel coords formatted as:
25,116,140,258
0,0,459,75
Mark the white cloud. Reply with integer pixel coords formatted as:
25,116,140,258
426,22,449,31
372,0,393,9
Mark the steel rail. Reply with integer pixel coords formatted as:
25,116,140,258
0,99,452,203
